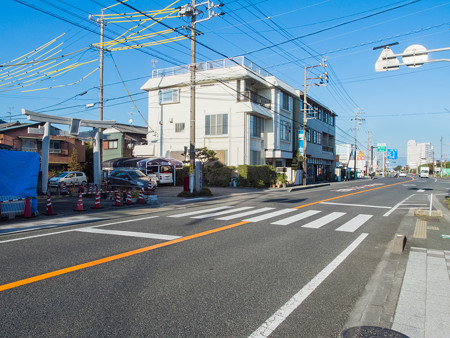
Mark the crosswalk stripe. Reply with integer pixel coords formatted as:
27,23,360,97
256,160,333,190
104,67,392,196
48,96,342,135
271,210,322,226
335,214,373,232
244,209,296,223
216,207,275,221
76,228,181,240
168,206,231,218
192,207,254,219
301,212,346,229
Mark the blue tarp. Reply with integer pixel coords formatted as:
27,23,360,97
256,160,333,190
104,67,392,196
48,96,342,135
0,149,40,213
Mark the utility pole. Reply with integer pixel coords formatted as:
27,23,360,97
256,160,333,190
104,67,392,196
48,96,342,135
178,0,224,193
367,130,370,175
302,59,327,185
89,9,106,187
441,136,443,177
352,109,365,179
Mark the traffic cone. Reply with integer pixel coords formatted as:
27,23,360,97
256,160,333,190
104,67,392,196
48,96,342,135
125,188,133,205
23,196,32,218
137,188,146,204
113,189,122,207
61,182,68,195
91,189,103,209
74,192,86,211
45,193,57,216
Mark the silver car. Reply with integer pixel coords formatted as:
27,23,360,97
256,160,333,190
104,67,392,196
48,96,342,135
49,171,87,188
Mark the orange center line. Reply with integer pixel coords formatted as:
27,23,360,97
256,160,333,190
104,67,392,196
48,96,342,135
293,177,414,209
0,221,250,292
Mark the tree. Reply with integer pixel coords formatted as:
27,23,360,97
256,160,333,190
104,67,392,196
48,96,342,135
195,147,218,164
394,165,402,171
68,147,83,172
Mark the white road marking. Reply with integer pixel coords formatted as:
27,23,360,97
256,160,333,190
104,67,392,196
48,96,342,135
168,206,231,217
216,207,275,221
383,194,415,216
271,210,321,226
335,214,373,232
320,202,390,209
76,228,180,240
0,216,160,243
417,189,425,192
301,212,346,229
249,233,369,338
244,209,296,222
192,207,254,219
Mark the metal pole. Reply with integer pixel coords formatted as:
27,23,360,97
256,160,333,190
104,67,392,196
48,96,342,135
354,110,357,179
189,1,196,193
441,136,443,177
41,122,50,194
302,65,307,186
93,9,105,187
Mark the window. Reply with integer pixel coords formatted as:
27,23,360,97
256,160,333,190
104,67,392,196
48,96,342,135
280,91,292,111
313,130,317,144
318,108,323,121
103,140,118,150
49,140,61,153
280,121,291,142
250,115,264,138
306,129,311,142
159,88,179,104
205,114,228,136
22,139,37,152
175,122,185,133
251,150,261,165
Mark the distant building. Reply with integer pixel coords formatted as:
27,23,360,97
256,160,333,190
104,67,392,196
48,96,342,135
102,123,147,162
0,121,86,172
407,140,433,169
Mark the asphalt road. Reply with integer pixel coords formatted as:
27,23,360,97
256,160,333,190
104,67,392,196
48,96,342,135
0,176,446,337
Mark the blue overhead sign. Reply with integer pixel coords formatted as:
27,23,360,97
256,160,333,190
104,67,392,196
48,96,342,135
387,149,398,159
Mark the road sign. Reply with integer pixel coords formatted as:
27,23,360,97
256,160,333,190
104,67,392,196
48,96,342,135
298,131,304,154
357,151,365,160
387,149,398,160
377,143,386,152
375,47,400,72
402,44,428,68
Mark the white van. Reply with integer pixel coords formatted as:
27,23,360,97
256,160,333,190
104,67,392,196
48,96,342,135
419,167,429,178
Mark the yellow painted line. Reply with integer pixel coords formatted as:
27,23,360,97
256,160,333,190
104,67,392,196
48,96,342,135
0,221,249,292
293,177,414,209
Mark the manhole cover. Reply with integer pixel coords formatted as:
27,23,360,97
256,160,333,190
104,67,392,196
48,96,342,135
342,326,409,338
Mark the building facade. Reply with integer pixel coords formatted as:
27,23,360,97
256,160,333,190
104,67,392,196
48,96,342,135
102,123,147,162
407,140,433,169
135,56,335,181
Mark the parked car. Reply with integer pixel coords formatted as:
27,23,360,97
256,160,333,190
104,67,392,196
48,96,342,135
49,171,87,188
399,172,407,177
107,168,156,191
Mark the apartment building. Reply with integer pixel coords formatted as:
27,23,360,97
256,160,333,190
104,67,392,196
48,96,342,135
407,139,433,169
136,56,335,181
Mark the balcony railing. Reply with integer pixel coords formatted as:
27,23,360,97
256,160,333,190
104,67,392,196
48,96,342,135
152,56,271,79
238,90,271,109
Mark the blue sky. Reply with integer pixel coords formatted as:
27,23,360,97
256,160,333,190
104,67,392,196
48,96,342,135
2,0,449,166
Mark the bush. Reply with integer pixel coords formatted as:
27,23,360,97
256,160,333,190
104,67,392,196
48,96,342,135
204,165,235,187
176,166,190,186
177,187,212,198
237,165,276,188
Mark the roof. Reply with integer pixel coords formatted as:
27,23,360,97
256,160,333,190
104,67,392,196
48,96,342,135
0,122,42,132
107,123,147,135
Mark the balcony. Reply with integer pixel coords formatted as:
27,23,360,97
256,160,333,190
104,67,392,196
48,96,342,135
238,90,271,109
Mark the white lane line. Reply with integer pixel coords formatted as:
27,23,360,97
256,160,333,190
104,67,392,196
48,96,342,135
321,202,390,209
335,214,373,233
383,194,415,217
417,189,425,193
216,208,275,221
192,207,254,219
271,210,321,226
0,216,160,243
301,212,346,229
76,228,180,240
244,209,296,223
249,233,369,338
168,206,231,218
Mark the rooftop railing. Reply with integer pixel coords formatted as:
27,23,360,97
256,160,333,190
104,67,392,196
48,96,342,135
152,56,271,78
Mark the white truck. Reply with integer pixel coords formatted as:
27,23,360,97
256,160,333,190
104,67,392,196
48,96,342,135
419,167,429,178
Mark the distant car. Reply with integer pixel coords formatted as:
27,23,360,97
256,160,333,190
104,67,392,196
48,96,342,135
107,168,155,191
399,172,407,177
49,171,87,188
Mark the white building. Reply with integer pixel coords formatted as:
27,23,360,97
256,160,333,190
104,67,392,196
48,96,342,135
407,140,433,169
135,56,336,181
